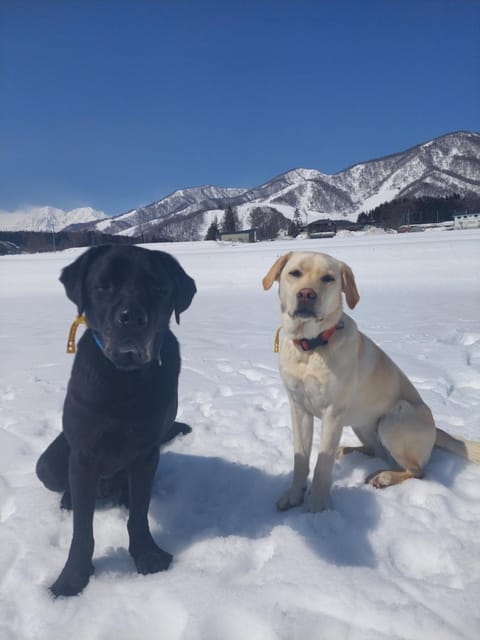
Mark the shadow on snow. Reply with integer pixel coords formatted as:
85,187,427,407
90,446,472,579
151,451,379,569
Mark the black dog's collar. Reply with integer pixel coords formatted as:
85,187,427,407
67,315,87,354
66,314,163,365
67,315,105,354
91,331,105,351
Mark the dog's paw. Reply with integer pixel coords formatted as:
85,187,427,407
276,486,306,511
305,490,332,513
366,469,418,488
335,446,348,460
134,549,173,575
60,490,72,511
50,562,94,598
367,470,393,488
174,421,192,436
160,421,192,446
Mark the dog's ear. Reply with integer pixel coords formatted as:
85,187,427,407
153,252,196,324
59,245,111,314
262,253,292,290
340,261,360,309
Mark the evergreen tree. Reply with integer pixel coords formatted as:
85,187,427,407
357,212,368,226
205,217,219,240
221,206,239,233
288,208,303,237
249,206,288,240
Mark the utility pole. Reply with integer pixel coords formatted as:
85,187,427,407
48,213,56,252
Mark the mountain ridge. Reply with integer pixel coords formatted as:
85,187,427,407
0,206,106,233
1,131,478,237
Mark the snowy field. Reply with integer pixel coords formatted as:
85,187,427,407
1,230,480,640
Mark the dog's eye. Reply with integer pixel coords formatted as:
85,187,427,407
95,284,111,293
289,269,302,278
321,274,335,283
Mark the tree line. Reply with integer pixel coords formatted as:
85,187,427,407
205,205,290,240
357,194,480,229
0,229,141,254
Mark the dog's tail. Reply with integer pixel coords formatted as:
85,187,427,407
435,427,480,464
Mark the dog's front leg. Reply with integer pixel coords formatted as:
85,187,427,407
127,449,172,574
50,452,97,597
277,399,313,511
308,407,343,512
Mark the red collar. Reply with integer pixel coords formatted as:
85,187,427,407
293,321,344,351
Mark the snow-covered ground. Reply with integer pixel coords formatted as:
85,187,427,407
1,230,480,640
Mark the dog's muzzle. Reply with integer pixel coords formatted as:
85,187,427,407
99,304,158,370
102,331,164,370
294,288,318,318
105,343,152,370
115,344,152,370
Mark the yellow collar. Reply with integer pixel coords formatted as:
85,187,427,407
274,326,282,353
66,315,87,354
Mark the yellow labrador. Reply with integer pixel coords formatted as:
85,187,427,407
263,251,480,512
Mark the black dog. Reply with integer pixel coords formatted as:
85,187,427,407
36,244,196,597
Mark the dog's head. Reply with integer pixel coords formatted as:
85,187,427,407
60,245,196,370
262,251,359,337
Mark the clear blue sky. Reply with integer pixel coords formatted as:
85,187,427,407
1,0,479,216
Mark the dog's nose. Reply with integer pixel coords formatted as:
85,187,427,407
114,307,148,328
296,288,317,301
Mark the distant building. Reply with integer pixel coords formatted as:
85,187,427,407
0,240,20,255
398,221,454,233
218,229,258,243
304,219,337,239
453,213,480,230
334,220,364,232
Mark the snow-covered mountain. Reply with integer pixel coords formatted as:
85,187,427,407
0,206,106,232
266,130,480,214
91,185,247,236
3,131,478,239
85,131,480,240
